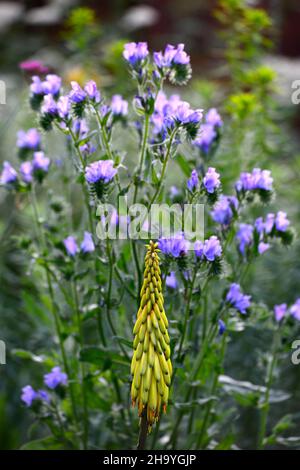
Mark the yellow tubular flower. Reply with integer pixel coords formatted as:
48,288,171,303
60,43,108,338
131,241,172,432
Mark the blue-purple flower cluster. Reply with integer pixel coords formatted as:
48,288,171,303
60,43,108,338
211,195,238,226
21,366,67,407
194,236,222,262
187,167,221,197
158,233,189,258
123,42,192,86
235,210,291,257
150,91,203,141
226,283,251,314
64,231,95,257
193,108,223,154
236,168,273,201
1,147,50,188
274,299,300,322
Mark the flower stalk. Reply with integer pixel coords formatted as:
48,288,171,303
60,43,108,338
131,241,172,445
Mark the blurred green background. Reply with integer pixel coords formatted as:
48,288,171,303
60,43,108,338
1,0,300,449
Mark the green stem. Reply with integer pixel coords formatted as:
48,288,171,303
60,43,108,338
148,129,177,207
62,125,107,347
30,187,80,442
72,279,89,449
67,127,94,234
93,105,122,193
106,239,130,361
177,267,197,360
258,328,280,449
133,113,150,204
196,332,227,449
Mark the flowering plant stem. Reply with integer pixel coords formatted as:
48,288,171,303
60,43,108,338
148,129,177,207
257,327,280,449
30,185,80,445
196,331,227,449
72,278,89,449
92,105,122,193
65,126,108,346
133,113,150,204
131,113,151,296
177,267,197,360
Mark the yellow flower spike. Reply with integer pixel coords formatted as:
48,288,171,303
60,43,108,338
131,240,172,435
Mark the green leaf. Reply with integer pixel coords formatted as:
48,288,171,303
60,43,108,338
175,154,192,177
21,436,67,450
12,349,53,367
79,346,130,370
173,396,217,410
113,336,133,349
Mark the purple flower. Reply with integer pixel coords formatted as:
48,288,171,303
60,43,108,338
252,168,273,191
0,161,17,184
20,161,33,183
290,299,300,321
21,385,37,407
205,108,223,128
274,303,287,322
174,102,202,125
42,74,61,96
226,283,251,314
123,42,149,65
236,172,253,192
211,195,238,226
218,319,226,335
236,224,253,254
20,60,49,74
158,233,189,258
254,217,265,235
85,160,117,184
80,142,96,156
41,94,57,115
37,389,50,403
258,242,270,254
73,118,89,137
63,236,78,257
203,167,221,194
32,152,50,173
170,185,180,198
236,168,273,192
187,169,199,192
166,271,177,289
275,211,290,232
44,366,68,389
30,75,44,95
154,44,190,67
80,231,95,253
203,236,222,261
111,95,128,116
172,43,190,65
194,240,204,258
193,124,216,153
17,128,41,150
69,81,86,103
84,80,101,102
57,95,71,119
265,213,275,234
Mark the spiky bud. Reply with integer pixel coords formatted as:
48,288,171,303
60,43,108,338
131,241,172,432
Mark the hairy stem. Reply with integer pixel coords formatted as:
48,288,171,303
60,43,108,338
258,328,280,449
